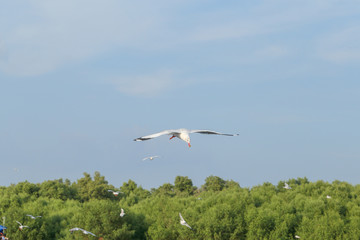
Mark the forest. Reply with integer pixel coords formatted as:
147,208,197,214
1,172,360,240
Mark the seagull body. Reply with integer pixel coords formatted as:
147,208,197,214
108,190,122,196
283,183,291,190
326,195,331,199
69,228,96,236
26,214,42,219
142,155,160,161
295,235,301,239
134,128,238,147
16,221,29,230
179,213,192,229
120,208,125,217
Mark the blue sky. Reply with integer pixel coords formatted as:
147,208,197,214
1,1,360,189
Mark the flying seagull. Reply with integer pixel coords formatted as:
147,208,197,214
108,190,122,196
134,128,239,147
142,155,160,161
26,214,42,219
69,228,96,236
326,195,332,199
295,235,301,239
120,208,125,217
16,221,29,231
283,183,292,190
179,213,192,229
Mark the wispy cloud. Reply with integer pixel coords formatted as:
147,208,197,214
109,70,177,97
1,0,359,77
186,1,349,43
0,1,161,76
317,26,360,63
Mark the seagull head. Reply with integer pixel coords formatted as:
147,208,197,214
185,137,191,147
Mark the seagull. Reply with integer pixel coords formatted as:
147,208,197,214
326,195,331,199
134,128,239,147
120,208,125,217
26,214,42,219
16,221,29,231
179,213,192,229
142,155,160,161
283,183,292,190
295,235,301,239
108,190,122,196
69,228,96,236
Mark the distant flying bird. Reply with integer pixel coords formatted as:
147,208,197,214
16,221,29,231
283,183,292,190
142,155,160,161
69,228,96,236
108,190,122,196
26,214,42,219
326,195,332,199
295,235,301,239
179,213,192,229
134,128,239,147
120,208,125,217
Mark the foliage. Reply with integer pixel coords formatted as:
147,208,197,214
1,174,360,239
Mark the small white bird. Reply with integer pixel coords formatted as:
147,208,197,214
26,214,42,219
283,183,292,190
16,221,29,231
179,213,192,229
108,190,122,196
295,235,301,239
142,155,160,161
134,128,239,147
69,228,96,236
326,195,332,199
120,208,125,217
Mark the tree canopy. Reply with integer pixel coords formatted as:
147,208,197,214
1,173,360,239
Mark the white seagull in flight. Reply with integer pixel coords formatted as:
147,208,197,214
120,208,125,217
69,228,96,236
16,221,29,230
142,155,160,161
179,213,192,229
134,128,238,147
283,183,292,190
326,195,332,199
108,190,122,196
295,235,301,239
26,214,42,219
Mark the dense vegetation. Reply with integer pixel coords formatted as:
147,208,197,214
1,172,360,239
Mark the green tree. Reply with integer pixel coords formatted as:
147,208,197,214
202,175,226,191
174,176,195,196
73,172,114,202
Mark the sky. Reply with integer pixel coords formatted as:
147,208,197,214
1,0,360,190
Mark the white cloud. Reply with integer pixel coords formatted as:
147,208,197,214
1,0,359,76
109,70,177,97
0,40,6,64
253,45,290,60
317,26,360,63
0,1,162,76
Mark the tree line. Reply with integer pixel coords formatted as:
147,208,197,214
1,172,360,239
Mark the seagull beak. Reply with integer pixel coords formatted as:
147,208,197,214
188,143,191,147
